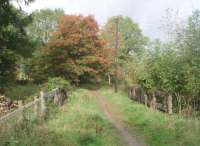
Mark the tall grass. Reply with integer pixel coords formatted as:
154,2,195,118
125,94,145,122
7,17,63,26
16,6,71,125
46,88,124,146
0,88,124,146
4,83,41,101
101,88,200,146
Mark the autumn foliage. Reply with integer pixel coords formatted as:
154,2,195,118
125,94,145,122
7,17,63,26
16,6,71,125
30,15,110,84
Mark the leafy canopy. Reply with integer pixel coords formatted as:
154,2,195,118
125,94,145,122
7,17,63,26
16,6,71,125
27,9,65,45
30,15,110,84
0,2,32,92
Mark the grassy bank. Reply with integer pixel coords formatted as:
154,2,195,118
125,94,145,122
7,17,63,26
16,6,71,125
101,88,200,146
0,88,124,146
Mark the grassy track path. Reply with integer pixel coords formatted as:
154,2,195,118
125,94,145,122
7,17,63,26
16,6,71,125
2,88,200,146
91,91,143,146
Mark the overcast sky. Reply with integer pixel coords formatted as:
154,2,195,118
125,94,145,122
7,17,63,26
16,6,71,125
16,0,200,40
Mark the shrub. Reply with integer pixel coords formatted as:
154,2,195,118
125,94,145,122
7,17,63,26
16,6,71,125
47,77,72,92
4,83,40,101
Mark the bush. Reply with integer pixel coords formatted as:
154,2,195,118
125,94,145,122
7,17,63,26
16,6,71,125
47,77,72,92
4,83,40,101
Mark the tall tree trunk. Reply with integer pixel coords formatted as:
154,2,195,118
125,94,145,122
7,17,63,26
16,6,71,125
114,18,119,93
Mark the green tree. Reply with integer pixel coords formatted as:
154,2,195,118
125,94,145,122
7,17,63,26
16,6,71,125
176,10,200,111
103,16,148,59
27,9,65,45
30,15,110,84
103,16,148,90
0,2,32,92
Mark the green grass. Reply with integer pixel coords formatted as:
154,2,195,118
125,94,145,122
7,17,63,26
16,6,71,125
4,83,41,101
45,88,124,146
2,87,199,146
0,88,124,146
101,87,200,146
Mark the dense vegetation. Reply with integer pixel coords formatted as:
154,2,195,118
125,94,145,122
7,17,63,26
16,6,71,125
1,1,200,145
129,11,200,116
29,15,110,84
1,0,200,116
101,12,200,116
0,0,33,92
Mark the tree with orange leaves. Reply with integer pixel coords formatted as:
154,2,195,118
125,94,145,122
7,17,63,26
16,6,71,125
30,15,110,84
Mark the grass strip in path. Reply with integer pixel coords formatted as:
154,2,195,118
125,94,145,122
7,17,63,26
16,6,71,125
91,90,144,146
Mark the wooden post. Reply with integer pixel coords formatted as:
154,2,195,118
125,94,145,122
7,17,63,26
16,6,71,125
59,89,67,106
144,94,148,107
152,97,156,110
58,89,62,106
132,88,136,100
54,89,60,106
167,94,173,114
114,77,118,93
150,92,156,110
18,100,24,122
128,88,132,98
40,91,47,118
108,74,111,86
34,96,39,117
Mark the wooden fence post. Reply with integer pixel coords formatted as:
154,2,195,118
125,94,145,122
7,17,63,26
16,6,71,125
108,74,111,86
40,91,47,118
150,92,156,110
54,89,59,106
34,96,39,117
132,88,136,100
18,100,24,122
167,94,173,114
144,94,148,107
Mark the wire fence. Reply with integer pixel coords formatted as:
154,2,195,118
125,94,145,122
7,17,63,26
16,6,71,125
0,88,63,143
0,99,40,140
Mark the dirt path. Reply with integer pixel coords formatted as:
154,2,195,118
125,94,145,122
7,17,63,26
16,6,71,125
91,91,143,146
